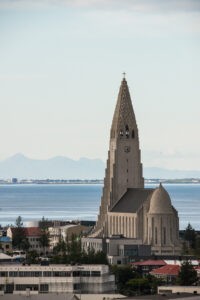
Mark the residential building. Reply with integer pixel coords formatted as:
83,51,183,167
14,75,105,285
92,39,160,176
7,227,45,254
49,224,89,250
0,236,12,253
132,259,166,277
150,264,180,284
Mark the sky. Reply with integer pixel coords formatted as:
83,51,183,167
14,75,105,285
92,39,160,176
0,0,199,170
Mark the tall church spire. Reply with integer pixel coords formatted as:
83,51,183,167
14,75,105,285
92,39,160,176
110,78,138,142
91,78,144,237
109,78,144,207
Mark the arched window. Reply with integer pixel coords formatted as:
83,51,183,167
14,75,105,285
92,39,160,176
119,130,123,137
132,130,135,138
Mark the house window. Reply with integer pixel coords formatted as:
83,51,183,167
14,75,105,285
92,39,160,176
40,284,48,293
91,271,101,277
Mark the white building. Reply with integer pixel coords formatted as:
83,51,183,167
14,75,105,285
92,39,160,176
0,264,115,295
49,224,89,250
7,227,45,254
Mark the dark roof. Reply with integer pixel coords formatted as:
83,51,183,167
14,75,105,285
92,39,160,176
111,188,154,213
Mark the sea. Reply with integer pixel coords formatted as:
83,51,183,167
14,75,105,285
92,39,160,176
0,183,200,230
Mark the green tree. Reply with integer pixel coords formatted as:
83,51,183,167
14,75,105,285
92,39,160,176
184,223,196,249
146,274,163,295
195,236,200,257
26,250,39,264
39,217,50,255
12,216,30,251
111,265,138,293
16,216,23,227
81,247,108,265
126,278,151,296
53,238,67,256
177,260,198,286
66,234,82,263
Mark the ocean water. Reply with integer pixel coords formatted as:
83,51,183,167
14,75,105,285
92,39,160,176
0,184,199,230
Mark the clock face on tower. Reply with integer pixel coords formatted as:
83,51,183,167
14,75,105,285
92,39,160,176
124,146,131,153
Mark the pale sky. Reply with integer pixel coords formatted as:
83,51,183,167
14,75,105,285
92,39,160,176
0,0,200,170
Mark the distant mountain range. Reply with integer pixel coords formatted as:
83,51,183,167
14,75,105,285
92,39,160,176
0,153,199,180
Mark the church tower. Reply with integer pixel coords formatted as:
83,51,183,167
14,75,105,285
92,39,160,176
91,77,144,237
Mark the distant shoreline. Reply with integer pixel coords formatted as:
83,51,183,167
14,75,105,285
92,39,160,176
0,178,200,185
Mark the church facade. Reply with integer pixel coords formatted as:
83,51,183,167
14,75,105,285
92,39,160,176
83,78,181,258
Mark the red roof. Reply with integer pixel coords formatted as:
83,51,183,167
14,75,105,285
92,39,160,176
8,227,42,237
24,227,42,237
132,260,166,266
150,264,180,276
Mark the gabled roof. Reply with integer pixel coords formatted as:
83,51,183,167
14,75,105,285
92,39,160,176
24,227,42,237
111,188,154,213
8,226,42,237
150,264,180,276
132,259,166,266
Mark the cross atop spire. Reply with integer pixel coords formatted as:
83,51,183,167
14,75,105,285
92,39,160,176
122,72,126,79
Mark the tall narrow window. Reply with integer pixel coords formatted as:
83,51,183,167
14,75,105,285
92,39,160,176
155,227,157,244
163,227,166,245
125,125,129,138
132,130,135,138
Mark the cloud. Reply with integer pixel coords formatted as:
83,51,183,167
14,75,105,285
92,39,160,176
1,0,200,13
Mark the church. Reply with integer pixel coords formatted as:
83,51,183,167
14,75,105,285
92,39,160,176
82,77,181,262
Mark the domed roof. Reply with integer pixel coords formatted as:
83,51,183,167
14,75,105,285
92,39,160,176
148,184,173,214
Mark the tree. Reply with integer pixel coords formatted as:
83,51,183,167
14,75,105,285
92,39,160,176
194,236,200,257
39,217,50,255
27,250,39,264
12,216,30,251
53,238,67,256
66,234,82,263
126,278,151,296
81,247,108,265
111,265,138,293
177,260,198,286
184,223,196,249
16,216,23,227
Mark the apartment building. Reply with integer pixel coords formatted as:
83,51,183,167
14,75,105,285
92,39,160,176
0,264,115,295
